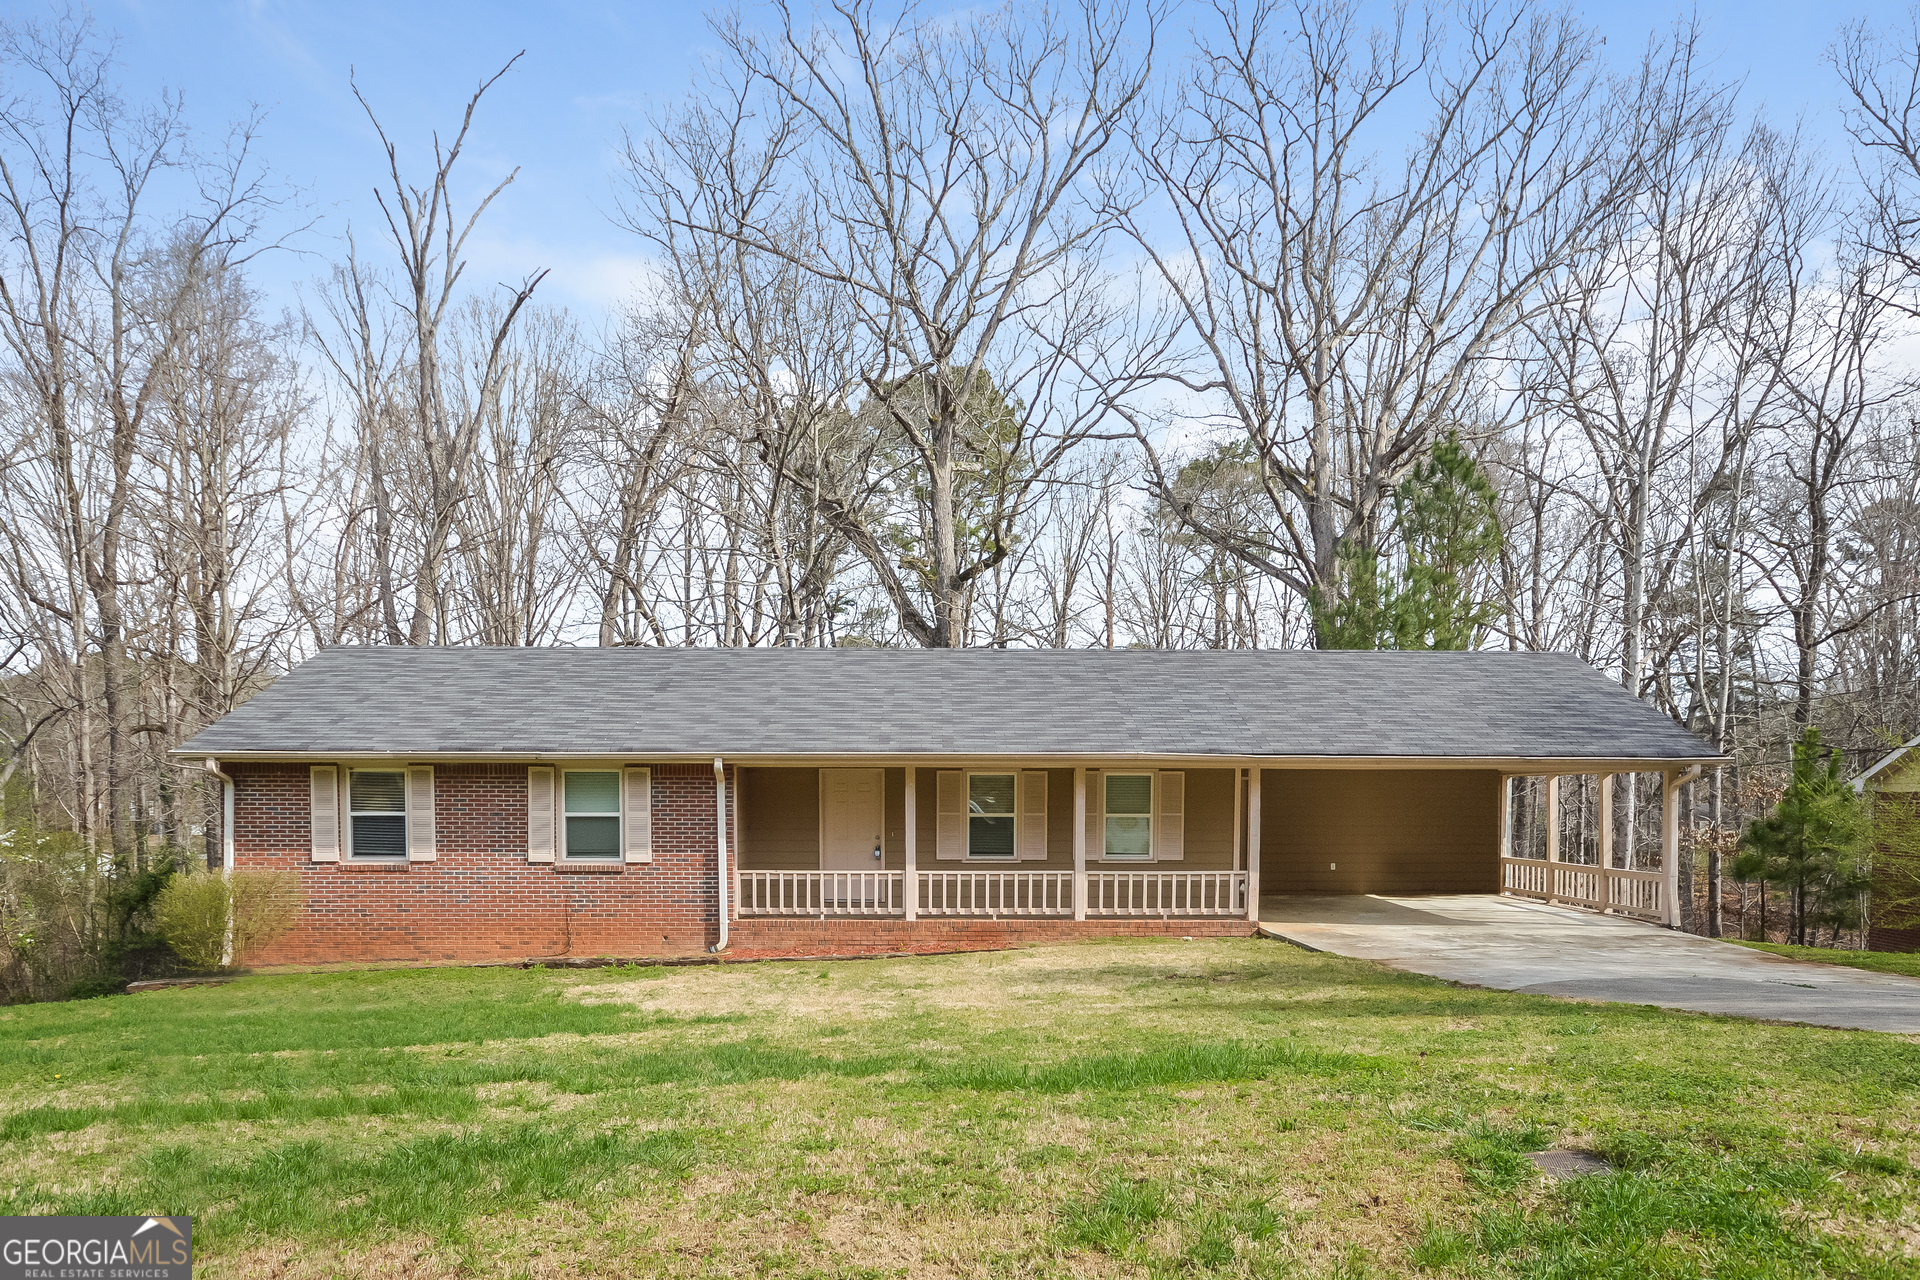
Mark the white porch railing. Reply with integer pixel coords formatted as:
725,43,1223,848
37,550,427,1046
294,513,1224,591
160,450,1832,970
1500,856,1665,923
1086,870,1247,917
921,869,1072,916
734,867,1251,919
737,869,903,916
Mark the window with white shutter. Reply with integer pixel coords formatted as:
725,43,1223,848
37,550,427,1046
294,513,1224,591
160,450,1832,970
1155,770,1184,861
623,767,652,863
310,766,340,863
1017,770,1048,860
348,769,407,859
406,767,436,861
562,770,621,860
935,770,965,860
527,767,556,863
1085,769,1103,856
1103,772,1153,860
966,773,1016,859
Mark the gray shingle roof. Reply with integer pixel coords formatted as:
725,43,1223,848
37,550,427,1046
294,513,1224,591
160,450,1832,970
175,647,1719,763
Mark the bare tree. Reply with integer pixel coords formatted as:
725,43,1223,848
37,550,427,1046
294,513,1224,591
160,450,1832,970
0,14,277,859
1117,0,1629,642
351,56,547,645
641,0,1154,647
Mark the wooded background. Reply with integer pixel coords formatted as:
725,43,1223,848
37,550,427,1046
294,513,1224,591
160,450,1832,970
5,1,1919,954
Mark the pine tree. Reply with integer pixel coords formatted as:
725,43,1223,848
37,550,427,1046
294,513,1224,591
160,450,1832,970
1309,433,1502,650
1734,728,1872,946
1388,434,1504,650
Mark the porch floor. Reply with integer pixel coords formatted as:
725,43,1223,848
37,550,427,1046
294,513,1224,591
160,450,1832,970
1258,893,1920,1033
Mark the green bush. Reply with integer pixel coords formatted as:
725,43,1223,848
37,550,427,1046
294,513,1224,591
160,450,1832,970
152,871,303,971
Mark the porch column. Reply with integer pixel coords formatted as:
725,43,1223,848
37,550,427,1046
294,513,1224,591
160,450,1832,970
1660,769,1681,928
1545,775,1561,866
1244,767,1262,923
1497,775,1511,860
1072,767,1087,921
903,765,918,922
1597,773,1614,869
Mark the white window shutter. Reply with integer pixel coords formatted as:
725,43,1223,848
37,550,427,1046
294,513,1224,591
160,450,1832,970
527,767,556,863
624,767,652,863
310,766,340,862
406,766,437,861
1156,770,1185,861
936,770,965,860
1018,770,1048,860
1087,770,1104,858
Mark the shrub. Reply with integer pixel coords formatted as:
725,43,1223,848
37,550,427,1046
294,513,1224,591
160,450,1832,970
0,822,101,1001
231,870,304,962
151,874,228,970
153,870,303,970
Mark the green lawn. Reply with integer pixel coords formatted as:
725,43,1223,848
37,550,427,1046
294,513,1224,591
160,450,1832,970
2,938,1916,1278
1737,940,1920,980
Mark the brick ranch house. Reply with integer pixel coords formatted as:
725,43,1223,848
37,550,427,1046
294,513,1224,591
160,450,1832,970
174,647,1722,965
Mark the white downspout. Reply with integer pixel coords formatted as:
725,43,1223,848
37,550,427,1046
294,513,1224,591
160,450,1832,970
203,758,236,872
204,758,236,966
712,757,730,952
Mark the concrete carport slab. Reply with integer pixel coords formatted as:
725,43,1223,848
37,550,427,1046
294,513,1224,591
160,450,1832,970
1259,893,1920,1034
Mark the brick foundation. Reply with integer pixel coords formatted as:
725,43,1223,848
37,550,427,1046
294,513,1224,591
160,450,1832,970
725,916,1258,958
234,761,1257,966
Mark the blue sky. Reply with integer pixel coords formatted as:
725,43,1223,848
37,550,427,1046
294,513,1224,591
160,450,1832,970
88,0,1914,324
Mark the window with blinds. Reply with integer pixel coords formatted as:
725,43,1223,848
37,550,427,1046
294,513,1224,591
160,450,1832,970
967,773,1016,858
349,769,407,858
1104,772,1153,859
563,770,622,859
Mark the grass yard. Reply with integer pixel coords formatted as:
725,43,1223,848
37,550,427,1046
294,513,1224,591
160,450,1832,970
2,937,1917,1278
1736,941,1920,981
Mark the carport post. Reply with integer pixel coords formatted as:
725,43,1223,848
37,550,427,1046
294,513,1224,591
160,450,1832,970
1244,767,1262,922
1544,775,1561,868
1660,768,1700,928
1598,774,1614,869
1660,770,1680,927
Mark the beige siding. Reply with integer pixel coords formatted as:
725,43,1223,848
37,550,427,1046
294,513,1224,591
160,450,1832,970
884,767,905,867
1181,768,1235,869
740,767,821,870
916,767,937,864
1259,768,1501,894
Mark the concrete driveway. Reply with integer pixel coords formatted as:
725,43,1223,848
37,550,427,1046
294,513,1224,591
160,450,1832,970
1260,893,1920,1034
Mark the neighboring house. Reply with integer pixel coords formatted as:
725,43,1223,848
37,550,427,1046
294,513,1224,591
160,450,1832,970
1854,736,1920,953
173,648,1722,966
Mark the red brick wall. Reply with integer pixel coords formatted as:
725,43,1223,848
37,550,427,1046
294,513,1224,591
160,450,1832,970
236,761,737,965
234,761,1260,966
1870,923,1920,953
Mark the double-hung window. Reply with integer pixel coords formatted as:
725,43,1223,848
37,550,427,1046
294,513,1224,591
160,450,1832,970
563,770,622,859
1104,772,1153,860
349,769,407,858
967,772,1016,859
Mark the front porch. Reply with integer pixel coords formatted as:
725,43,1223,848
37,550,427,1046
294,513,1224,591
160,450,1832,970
732,763,1256,922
